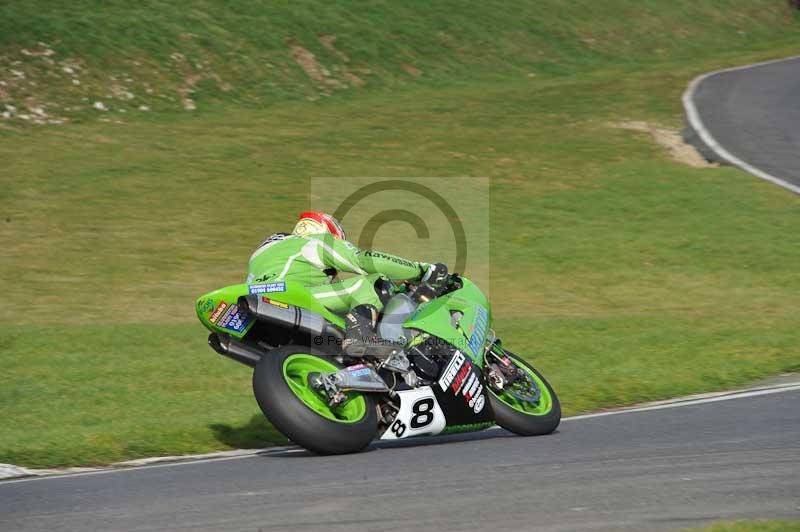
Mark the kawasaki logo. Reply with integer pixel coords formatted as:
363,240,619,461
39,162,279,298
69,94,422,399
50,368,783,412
364,250,415,268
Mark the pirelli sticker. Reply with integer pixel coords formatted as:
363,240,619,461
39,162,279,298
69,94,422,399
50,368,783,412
438,351,466,391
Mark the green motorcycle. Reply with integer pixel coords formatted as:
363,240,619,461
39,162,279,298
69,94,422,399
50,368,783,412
195,274,561,454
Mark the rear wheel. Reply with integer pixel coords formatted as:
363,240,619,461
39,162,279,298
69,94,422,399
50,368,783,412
252,345,377,454
487,347,561,436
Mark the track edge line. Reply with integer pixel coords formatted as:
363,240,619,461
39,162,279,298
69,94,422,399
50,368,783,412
682,54,800,195
3,381,799,484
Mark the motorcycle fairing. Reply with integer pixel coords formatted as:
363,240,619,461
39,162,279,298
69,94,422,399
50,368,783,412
378,386,447,440
195,281,346,339
377,359,494,440
403,278,492,363
432,350,494,426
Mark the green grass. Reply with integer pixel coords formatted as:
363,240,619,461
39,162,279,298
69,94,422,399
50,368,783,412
0,1,798,119
1,324,286,466
1,2,799,467
684,521,800,532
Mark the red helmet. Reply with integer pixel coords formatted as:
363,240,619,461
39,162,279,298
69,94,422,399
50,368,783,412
293,211,346,240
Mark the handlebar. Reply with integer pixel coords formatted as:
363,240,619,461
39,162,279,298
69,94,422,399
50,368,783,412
404,273,461,303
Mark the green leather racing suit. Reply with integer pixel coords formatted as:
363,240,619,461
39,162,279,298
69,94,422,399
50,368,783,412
246,233,429,313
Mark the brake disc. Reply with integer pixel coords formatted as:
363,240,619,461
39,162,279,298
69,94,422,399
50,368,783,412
504,371,541,403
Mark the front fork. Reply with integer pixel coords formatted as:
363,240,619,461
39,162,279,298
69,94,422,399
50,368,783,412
484,340,527,393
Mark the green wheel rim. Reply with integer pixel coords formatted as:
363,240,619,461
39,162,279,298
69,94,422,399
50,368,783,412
489,352,553,416
281,354,367,423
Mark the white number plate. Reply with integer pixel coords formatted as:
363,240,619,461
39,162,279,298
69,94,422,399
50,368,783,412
380,386,446,440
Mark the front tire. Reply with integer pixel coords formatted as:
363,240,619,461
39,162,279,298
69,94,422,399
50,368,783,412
488,349,561,436
252,345,378,454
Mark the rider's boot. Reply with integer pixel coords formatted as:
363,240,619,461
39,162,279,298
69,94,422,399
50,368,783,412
342,304,379,357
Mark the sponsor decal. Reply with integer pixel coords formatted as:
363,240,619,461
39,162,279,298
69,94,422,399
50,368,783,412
198,298,215,315
451,365,471,395
451,359,487,413
465,374,480,398
438,349,487,414
438,350,466,391
217,304,251,333
261,297,288,309
464,371,478,396
249,282,286,295
467,306,489,356
252,273,273,283
348,365,372,378
472,393,486,413
363,250,415,268
209,301,229,323
458,371,484,413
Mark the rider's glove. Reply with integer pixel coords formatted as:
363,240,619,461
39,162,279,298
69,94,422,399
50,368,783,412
421,262,449,289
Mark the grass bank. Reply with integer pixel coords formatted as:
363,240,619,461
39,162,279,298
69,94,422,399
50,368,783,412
0,1,797,121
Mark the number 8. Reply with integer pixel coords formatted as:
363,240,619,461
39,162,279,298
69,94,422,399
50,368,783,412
391,420,406,437
410,398,435,429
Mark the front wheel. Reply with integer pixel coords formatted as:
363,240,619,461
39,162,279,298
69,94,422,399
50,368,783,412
488,348,561,436
252,346,378,454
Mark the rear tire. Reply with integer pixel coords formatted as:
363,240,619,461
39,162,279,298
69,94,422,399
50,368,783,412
488,351,561,436
252,345,378,454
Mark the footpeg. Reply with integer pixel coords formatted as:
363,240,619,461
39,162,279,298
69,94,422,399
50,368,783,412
314,365,390,400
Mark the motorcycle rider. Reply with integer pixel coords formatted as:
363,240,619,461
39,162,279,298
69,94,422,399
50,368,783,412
247,211,448,355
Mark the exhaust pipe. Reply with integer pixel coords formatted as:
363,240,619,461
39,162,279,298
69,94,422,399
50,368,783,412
208,333,263,367
239,295,344,345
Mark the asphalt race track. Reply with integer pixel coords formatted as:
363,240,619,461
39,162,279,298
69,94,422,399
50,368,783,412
685,55,800,192
1,387,798,532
